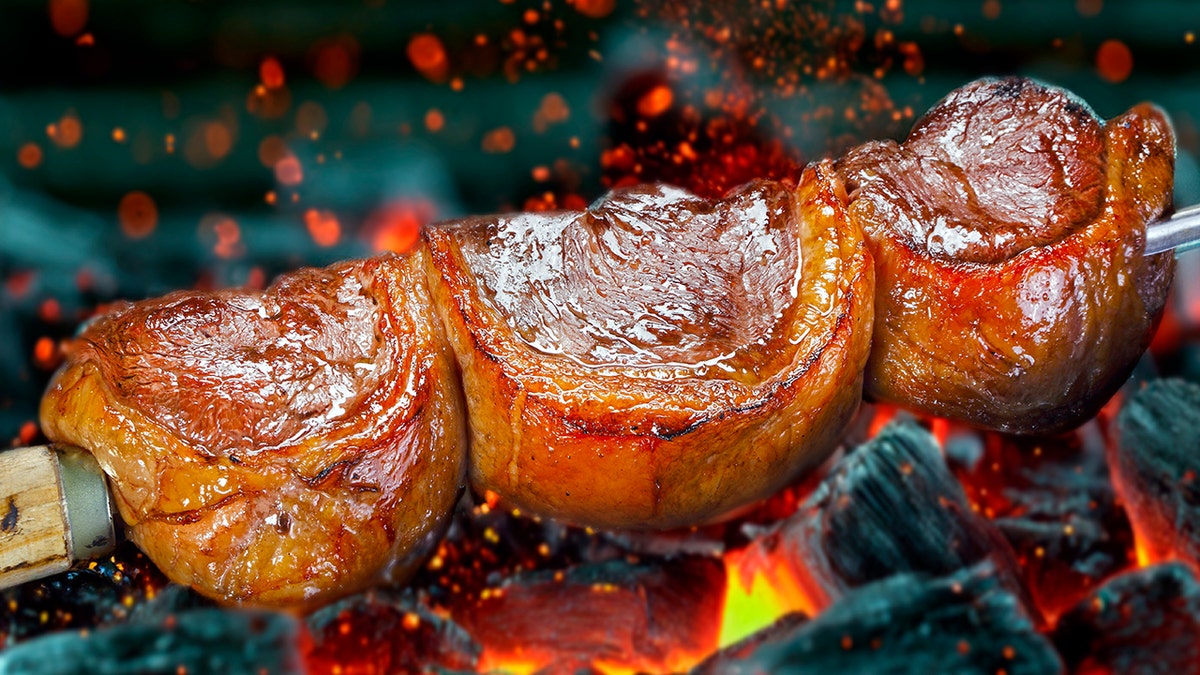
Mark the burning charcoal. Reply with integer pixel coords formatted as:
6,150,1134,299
694,562,1062,675
125,584,214,623
0,608,303,675
305,589,480,674
0,541,170,644
410,492,627,609
454,555,725,674
691,612,808,671
948,422,1135,620
1053,562,1200,675
1111,378,1200,568
750,421,1029,614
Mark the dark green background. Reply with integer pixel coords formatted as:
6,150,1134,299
2,0,1198,441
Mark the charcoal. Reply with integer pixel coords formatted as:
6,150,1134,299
305,589,480,675
1053,562,1200,675
1112,378,1200,567
453,555,725,674
0,608,302,675
0,541,171,644
949,422,1134,619
410,491,628,609
754,421,1031,613
690,612,808,672
694,562,1062,675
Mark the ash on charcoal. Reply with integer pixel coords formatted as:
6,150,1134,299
455,555,725,674
693,561,1062,675
1112,378,1200,568
1053,562,1200,675
0,608,303,675
305,589,480,674
756,421,1030,613
948,420,1135,620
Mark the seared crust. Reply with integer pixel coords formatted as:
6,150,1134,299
39,251,466,608
839,77,1175,433
425,161,873,529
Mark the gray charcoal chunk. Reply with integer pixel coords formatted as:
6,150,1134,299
1054,562,1200,675
0,609,302,675
696,562,1062,675
1112,378,1200,567
765,421,1031,613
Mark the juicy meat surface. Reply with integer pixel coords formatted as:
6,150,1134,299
40,252,466,608
426,161,873,529
454,182,801,373
838,76,1175,432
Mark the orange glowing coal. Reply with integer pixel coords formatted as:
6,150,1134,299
719,545,817,648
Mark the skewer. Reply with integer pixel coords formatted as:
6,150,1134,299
0,205,1197,592
0,445,115,589
1146,204,1200,256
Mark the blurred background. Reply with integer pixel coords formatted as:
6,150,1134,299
2,0,1199,443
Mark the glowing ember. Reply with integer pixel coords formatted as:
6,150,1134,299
304,208,341,247
246,85,293,120
311,35,359,90
49,111,83,149
274,154,304,186
719,546,815,648
17,142,43,169
1097,39,1134,83
117,191,158,239
206,216,243,259
637,85,674,118
425,108,445,133
257,135,289,168
260,56,286,89
408,33,450,82
482,126,516,153
32,337,58,370
573,0,616,18
532,92,571,133
48,0,88,38
295,101,329,138
365,202,428,254
458,557,724,675
205,122,233,159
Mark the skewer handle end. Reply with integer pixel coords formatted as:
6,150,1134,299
0,445,116,589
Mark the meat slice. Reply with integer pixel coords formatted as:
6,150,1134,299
39,251,466,608
425,161,873,529
838,76,1175,433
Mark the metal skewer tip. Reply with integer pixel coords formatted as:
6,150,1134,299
1145,204,1200,256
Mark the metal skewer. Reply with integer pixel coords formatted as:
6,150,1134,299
1146,204,1200,256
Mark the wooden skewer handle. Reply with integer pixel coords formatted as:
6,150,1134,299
0,445,116,589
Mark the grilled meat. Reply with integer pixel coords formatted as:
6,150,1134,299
837,77,1175,433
